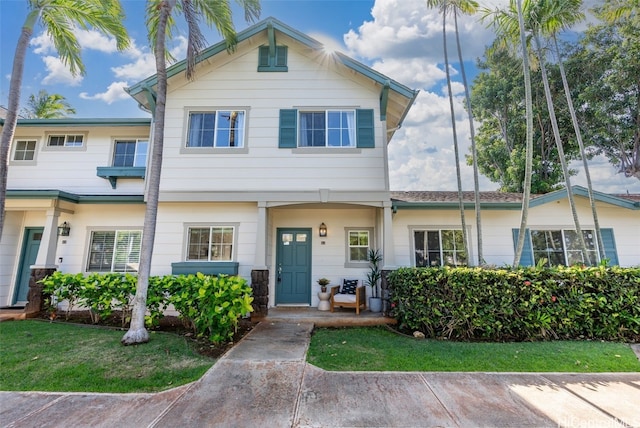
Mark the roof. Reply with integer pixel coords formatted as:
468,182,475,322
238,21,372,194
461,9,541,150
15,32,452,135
391,186,640,210
125,17,418,140
0,118,151,127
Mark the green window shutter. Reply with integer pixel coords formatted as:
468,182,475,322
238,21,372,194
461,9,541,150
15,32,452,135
275,46,288,67
600,228,619,265
258,46,270,68
356,109,375,148
512,228,534,266
279,109,297,148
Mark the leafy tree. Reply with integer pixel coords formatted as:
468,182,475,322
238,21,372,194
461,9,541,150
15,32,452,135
470,42,577,193
0,0,129,240
23,90,76,118
567,2,640,180
122,0,261,346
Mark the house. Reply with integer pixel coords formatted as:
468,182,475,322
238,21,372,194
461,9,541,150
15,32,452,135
1,18,638,313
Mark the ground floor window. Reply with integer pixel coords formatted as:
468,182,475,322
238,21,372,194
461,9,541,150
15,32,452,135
531,229,598,266
414,229,467,267
87,230,141,272
187,226,234,261
347,229,370,263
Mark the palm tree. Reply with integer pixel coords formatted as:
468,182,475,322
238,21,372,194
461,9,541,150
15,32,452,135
0,0,129,240
23,90,76,118
482,0,535,266
121,0,261,345
541,0,605,261
598,0,638,22
426,0,471,266
486,0,591,265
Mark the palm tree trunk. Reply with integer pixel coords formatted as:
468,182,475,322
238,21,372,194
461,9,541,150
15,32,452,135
453,12,482,265
122,0,172,345
513,0,534,267
442,6,470,265
533,32,591,265
0,11,39,240
553,36,605,262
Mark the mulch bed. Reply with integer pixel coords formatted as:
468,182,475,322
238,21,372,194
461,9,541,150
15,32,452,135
38,310,256,359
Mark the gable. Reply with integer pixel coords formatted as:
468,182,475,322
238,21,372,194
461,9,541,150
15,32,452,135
125,17,417,142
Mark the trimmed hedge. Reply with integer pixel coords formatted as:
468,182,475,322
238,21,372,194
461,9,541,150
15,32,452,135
388,265,640,341
40,272,253,343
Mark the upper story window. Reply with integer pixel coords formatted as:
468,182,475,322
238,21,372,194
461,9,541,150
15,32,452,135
414,229,467,267
279,109,374,149
187,111,246,148
87,230,142,273
531,229,598,266
187,226,235,261
48,134,84,147
258,45,288,72
113,139,148,167
300,110,355,147
13,140,37,161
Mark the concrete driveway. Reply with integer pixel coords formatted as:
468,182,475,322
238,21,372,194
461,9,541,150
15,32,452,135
2,322,639,427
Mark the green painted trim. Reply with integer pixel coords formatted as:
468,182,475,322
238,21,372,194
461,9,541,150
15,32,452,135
171,261,239,276
142,86,157,116
268,23,276,59
379,81,390,122
6,189,144,204
96,166,146,189
2,118,150,127
392,201,522,210
530,185,639,210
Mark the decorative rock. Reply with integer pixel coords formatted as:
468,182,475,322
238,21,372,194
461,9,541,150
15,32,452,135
413,331,425,339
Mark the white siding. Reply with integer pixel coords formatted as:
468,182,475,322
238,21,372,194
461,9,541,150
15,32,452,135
0,211,24,304
160,38,386,194
391,197,640,267
7,125,150,195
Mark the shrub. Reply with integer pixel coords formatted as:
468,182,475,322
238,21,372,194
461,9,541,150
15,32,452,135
388,265,640,342
40,272,253,343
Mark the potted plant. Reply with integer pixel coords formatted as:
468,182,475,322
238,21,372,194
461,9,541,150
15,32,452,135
365,249,383,313
317,277,330,293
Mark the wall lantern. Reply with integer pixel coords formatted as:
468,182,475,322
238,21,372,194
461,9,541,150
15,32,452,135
319,222,327,237
57,221,71,237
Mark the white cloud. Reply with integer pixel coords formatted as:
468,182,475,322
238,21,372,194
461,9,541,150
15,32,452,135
40,56,83,86
111,52,156,80
79,81,130,104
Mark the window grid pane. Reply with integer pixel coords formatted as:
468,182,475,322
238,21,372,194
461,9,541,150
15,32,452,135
187,227,234,261
113,141,136,167
413,229,466,267
48,136,65,146
348,230,369,262
14,140,36,160
87,230,142,273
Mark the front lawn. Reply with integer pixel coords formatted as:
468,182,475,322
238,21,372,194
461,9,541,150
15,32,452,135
307,327,640,372
0,320,214,393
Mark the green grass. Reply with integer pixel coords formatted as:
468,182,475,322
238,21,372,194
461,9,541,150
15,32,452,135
0,320,214,393
307,327,640,372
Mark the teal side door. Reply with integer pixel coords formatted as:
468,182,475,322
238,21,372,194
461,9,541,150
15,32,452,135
14,228,44,305
275,228,311,305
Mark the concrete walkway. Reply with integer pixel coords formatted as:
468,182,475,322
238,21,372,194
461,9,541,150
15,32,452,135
2,322,639,427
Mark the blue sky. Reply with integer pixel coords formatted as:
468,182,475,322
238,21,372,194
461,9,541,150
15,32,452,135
2,0,639,194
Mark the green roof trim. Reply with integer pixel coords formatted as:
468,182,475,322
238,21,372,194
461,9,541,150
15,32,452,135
1,118,150,127
392,201,521,211
530,185,639,210
7,190,144,204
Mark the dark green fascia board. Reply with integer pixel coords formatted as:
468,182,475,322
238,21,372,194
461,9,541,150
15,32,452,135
379,81,390,122
2,118,150,127
530,185,639,210
6,189,144,204
97,166,146,189
126,17,322,98
333,51,418,101
392,201,522,211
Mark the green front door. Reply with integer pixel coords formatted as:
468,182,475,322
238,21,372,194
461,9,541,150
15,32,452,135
276,228,311,305
14,228,43,305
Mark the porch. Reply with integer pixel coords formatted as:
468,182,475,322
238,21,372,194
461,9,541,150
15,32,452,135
255,307,396,327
